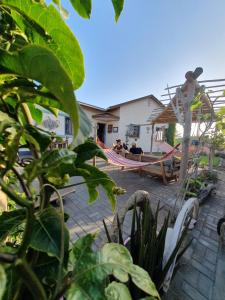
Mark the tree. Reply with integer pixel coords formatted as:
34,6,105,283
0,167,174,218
166,123,176,146
203,106,225,171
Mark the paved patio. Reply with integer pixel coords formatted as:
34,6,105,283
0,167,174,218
64,163,178,247
165,170,225,300
64,163,225,300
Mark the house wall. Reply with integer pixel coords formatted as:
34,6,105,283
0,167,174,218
38,110,74,142
107,97,166,152
103,108,120,147
79,106,100,137
37,98,167,152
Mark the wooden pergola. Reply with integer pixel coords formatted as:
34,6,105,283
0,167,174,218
149,77,225,124
148,69,225,182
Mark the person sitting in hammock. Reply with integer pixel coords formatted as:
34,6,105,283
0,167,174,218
129,142,143,155
113,139,123,154
113,139,129,155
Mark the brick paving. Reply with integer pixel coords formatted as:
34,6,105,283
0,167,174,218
64,163,178,247
164,170,225,300
64,163,225,299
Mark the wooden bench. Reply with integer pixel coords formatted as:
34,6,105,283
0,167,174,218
125,153,180,184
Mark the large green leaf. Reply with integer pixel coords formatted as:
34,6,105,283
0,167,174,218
68,234,105,300
70,0,92,19
100,243,132,282
128,265,160,299
0,209,26,242
0,45,79,139
0,265,6,300
27,103,42,124
111,0,124,22
105,282,132,300
74,139,107,163
1,267,19,300
68,237,160,300
42,149,76,169
2,0,84,89
25,125,51,152
76,163,117,209
0,111,22,168
77,106,92,145
24,148,76,182
29,207,69,260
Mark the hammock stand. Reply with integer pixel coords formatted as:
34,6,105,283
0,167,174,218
97,139,181,184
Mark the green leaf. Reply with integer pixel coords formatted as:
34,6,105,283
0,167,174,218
42,149,76,169
27,103,42,124
33,252,63,289
23,131,41,152
190,99,202,111
68,239,160,300
0,45,79,140
1,267,18,300
74,139,107,163
70,0,92,19
24,149,76,182
3,0,84,89
0,112,15,127
0,265,6,300
105,282,132,300
0,112,22,167
0,209,26,242
101,243,132,282
77,106,92,144
111,0,124,22
25,125,52,152
70,233,95,259
76,163,117,209
128,264,160,299
29,207,69,260
68,234,105,300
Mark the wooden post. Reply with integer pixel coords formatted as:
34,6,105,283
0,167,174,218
160,161,167,185
93,124,97,166
150,123,154,154
169,68,203,184
178,86,195,183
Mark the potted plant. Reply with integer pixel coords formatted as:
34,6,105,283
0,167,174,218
184,170,217,203
103,190,191,298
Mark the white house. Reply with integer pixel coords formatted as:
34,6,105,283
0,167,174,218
39,95,168,153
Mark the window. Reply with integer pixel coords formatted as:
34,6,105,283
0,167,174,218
127,124,140,138
108,124,113,133
155,127,165,141
65,116,72,135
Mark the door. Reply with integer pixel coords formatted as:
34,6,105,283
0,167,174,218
97,123,105,143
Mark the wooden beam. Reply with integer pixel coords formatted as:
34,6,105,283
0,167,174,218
165,78,225,90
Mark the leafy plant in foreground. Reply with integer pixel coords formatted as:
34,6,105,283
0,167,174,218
0,0,161,299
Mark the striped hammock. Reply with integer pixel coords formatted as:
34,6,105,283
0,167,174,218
97,139,180,168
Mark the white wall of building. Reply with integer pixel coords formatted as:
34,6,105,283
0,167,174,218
37,97,167,152
38,110,74,141
108,97,165,152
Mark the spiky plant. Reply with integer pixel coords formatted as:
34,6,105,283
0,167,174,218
104,200,191,297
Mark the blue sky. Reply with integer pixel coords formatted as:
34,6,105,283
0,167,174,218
61,0,225,107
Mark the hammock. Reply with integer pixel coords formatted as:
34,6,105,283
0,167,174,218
97,138,180,169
